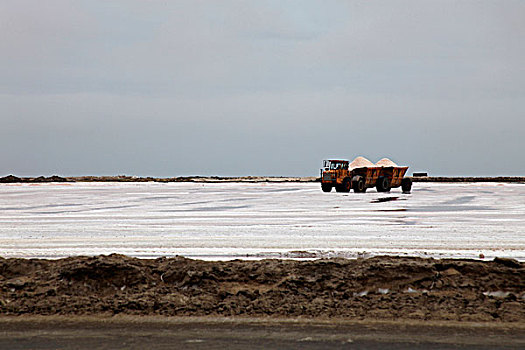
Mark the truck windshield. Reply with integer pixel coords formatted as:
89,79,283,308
329,162,347,170
323,160,348,170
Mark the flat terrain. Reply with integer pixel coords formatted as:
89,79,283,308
1,317,524,349
0,182,524,260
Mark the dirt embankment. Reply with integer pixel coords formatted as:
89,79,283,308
2,174,525,183
0,175,317,183
0,175,69,183
410,176,525,183
1,255,523,322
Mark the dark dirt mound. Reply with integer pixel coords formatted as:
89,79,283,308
0,175,22,183
30,175,69,183
0,175,69,183
0,255,523,322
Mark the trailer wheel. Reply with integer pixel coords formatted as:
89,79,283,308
352,176,366,193
401,177,412,193
321,183,332,192
376,176,391,192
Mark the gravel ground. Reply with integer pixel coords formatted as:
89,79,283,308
1,316,524,350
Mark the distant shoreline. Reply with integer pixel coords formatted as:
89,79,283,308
1,174,524,183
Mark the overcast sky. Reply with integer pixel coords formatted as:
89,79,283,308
1,1,524,177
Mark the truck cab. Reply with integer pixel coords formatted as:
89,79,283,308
320,160,352,192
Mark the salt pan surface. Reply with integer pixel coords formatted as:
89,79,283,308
0,182,524,260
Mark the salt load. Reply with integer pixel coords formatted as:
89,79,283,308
350,156,375,170
375,158,398,167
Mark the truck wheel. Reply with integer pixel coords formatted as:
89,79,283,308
376,176,391,192
342,177,351,192
401,178,412,193
321,183,332,192
352,176,366,193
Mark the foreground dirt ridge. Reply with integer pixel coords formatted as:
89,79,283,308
1,255,523,322
1,174,525,183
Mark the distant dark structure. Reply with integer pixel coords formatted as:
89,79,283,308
413,172,428,177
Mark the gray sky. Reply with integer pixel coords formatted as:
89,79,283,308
1,0,524,177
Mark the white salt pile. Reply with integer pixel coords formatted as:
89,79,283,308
376,158,398,167
350,156,375,169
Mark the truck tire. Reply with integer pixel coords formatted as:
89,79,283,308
341,177,351,192
352,176,366,193
401,177,412,193
376,176,391,192
335,181,348,192
321,183,332,192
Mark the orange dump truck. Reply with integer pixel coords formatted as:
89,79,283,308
320,157,412,193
